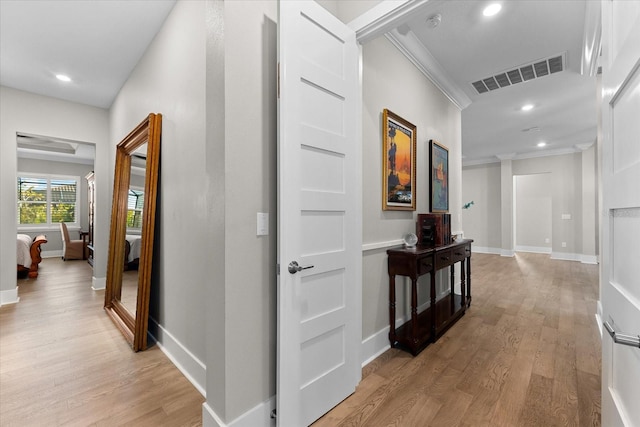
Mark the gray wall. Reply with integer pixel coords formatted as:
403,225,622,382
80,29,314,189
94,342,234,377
513,153,584,257
360,35,462,339
461,163,502,250
0,86,110,302
109,0,213,402
515,173,552,251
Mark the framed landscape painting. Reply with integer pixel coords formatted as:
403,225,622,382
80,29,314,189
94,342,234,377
429,140,448,213
382,109,416,211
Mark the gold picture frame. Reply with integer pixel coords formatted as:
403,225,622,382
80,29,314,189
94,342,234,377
382,109,417,211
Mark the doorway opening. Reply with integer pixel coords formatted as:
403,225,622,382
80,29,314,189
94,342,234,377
513,173,552,255
16,133,96,294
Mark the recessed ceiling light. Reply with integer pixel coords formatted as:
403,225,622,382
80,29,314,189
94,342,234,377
521,104,534,111
537,142,546,147
56,74,71,82
483,3,502,17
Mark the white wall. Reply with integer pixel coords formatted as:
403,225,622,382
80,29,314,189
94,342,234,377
0,86,109,304
222,0,278,421
461,163,501,251
515,173,552,252
582,144,598,259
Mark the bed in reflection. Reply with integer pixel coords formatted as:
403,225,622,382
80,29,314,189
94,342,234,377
124,234,142,270
17,234,47,278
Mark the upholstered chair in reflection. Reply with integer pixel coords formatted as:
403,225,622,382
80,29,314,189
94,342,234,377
59,222,85,260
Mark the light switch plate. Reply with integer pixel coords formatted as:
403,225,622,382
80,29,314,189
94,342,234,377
257,212,269,236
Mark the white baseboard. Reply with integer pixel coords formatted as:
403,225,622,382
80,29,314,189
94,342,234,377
515,245,551,254
203,402,225,427
596,300,603,339
148,317,206,397
41,250,62,258
474,248,597,264
202,397,276,427
550,252,581,261
91,276,106,290
471,246,502,255
230,397,276,427
361,327,391,367
0,287,19,306
501,249,515,257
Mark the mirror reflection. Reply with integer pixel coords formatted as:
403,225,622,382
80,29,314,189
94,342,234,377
120,149,146,316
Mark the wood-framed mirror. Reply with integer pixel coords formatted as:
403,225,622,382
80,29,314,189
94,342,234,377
104,113,161,351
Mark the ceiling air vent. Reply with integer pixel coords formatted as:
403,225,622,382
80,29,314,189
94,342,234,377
471,53,566,95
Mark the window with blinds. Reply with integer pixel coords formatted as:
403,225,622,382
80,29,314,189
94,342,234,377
17,174,79,227
127,188,144,229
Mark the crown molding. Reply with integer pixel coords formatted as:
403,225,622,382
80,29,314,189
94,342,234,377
575,141,595,151
496,153,517,161
581,0,602,77
463,144,593,167
348,0,441,44
385,29,472,110
462,157,501,167
347,0,470,110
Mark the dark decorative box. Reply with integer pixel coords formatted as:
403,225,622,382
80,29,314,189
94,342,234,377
416,213,451,247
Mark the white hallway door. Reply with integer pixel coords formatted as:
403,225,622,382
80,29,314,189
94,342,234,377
600,1,640,425
277,1,361,426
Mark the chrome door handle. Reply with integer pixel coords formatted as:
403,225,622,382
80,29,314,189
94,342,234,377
288,261,314,274
604,321,640,348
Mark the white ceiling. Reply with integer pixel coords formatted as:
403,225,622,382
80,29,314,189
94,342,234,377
0,0,598,165
0,0,176,109
401,0,598,164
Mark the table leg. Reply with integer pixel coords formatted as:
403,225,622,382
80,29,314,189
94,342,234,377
450,265,455,315
460,260,466,310
80,232,89,260
466,256,472,307
411,277,419,351
430,271,436,340
389,274,397,346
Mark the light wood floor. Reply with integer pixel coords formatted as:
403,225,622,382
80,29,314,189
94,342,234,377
314,252,601,427
2,253,601,427
1,258,204,427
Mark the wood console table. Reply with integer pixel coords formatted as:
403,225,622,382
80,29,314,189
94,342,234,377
387,239,473,355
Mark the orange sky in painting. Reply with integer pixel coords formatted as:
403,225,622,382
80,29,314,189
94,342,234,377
388,127,412,186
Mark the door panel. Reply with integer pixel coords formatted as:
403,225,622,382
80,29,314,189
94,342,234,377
277,1,361,426
600,1,640,426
